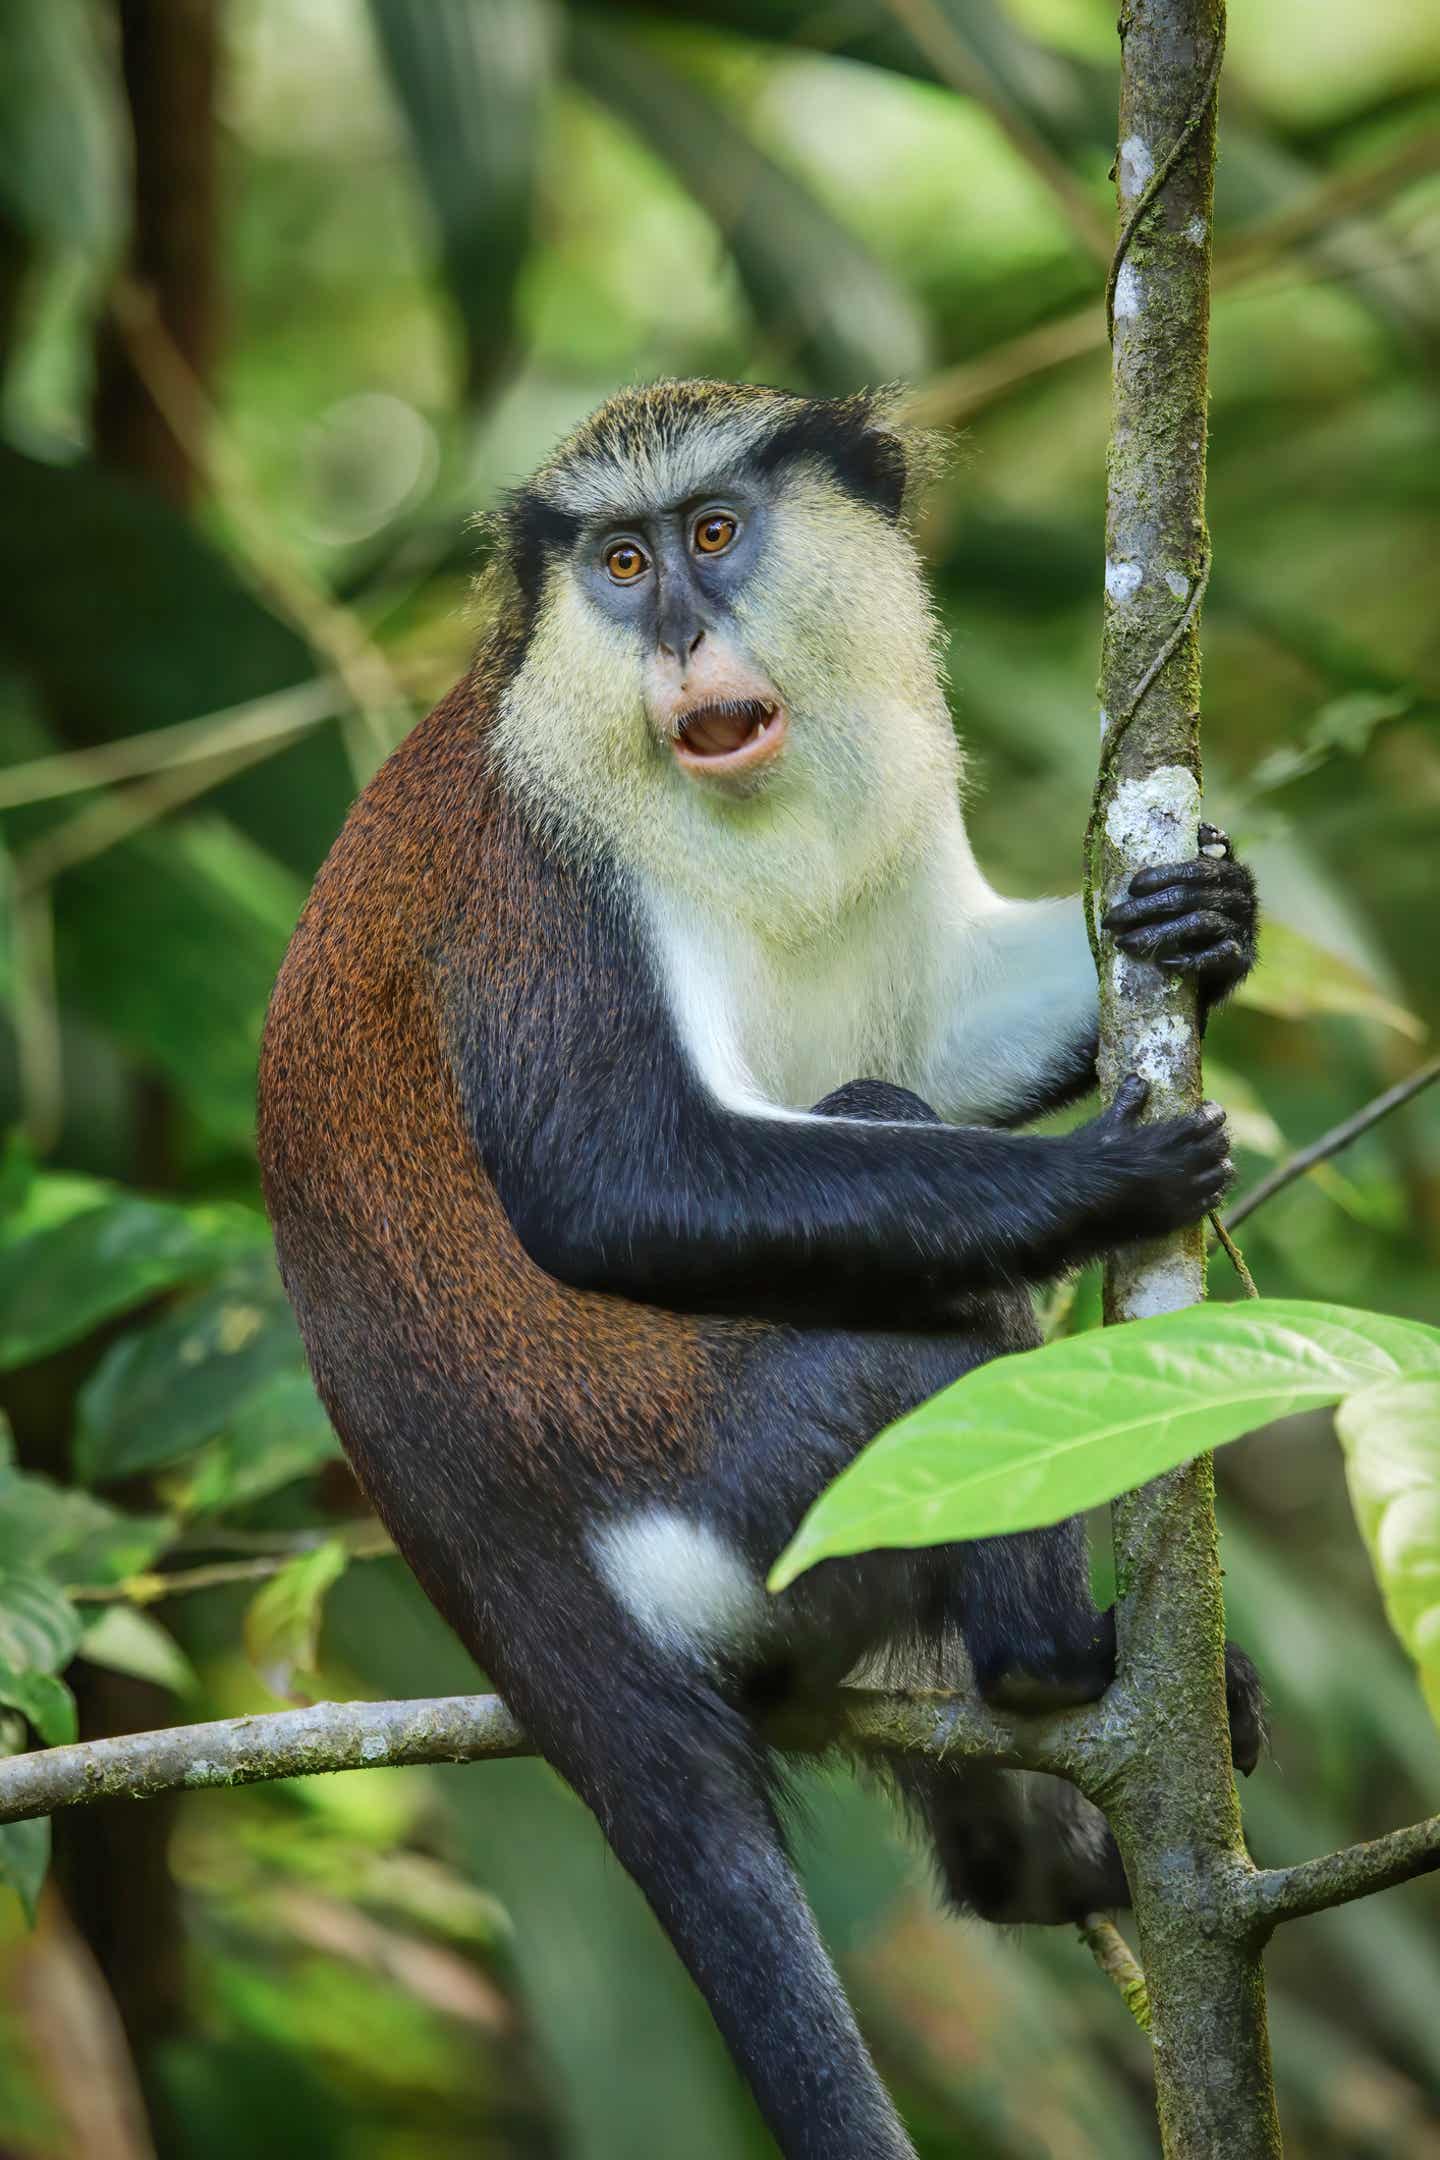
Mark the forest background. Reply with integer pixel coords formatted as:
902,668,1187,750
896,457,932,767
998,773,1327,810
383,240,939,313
0,0,1437,2154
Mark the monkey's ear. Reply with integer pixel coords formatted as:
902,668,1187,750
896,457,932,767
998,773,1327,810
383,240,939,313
842,422,908,523
493,487,581,608
757,394,920,524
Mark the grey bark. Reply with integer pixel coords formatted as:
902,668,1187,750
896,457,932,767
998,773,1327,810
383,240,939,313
1091,4,1283,2154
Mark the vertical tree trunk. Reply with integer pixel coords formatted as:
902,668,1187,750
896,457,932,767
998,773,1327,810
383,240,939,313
58,9,226,2147
1090,4,1283,2152
92,0,221,508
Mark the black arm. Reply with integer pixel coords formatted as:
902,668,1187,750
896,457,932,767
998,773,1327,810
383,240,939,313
444,843,1232,1319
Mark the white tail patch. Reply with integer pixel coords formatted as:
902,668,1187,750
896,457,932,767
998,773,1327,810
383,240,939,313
591,1510,769,1659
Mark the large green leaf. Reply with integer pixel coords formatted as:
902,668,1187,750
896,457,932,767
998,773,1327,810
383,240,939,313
1337,1376,1440,1727
367,0,553,400
0,1183,268,1369
769,1300,1440,1589
74,1254,309,1485
569,22,929,390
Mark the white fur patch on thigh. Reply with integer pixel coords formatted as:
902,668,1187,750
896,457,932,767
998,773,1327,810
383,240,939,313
590,1510,768,1659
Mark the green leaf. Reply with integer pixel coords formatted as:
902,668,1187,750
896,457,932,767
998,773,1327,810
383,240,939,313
0,445,349,879
0,1816,50,1925
244,1539,350,1703
1235,918,1425,1042
0,1468,171,1588
74,1256,308,1485
169,1368,340,1515
0,1571,81,1676
367,0,552,400
1337,1377,1440,1728
0,1188,267,1369
0,0,124,259
0,1666,76,1746
54,822,307,1149
769,1300,1440,1590
569,23,929,391
79,1606,197,1698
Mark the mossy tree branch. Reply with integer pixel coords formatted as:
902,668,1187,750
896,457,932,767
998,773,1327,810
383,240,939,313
2,1691,1438,1947
1088,3,1283,2153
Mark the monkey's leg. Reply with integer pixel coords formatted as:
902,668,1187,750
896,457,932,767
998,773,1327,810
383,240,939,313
897,1532,1129,1924
906,1759,1129,1924
812,1079,1116,1704
488,1604,917,2160
959,1519,1116,1709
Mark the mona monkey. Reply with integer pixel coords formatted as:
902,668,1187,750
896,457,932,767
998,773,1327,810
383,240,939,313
259,381,1261,2160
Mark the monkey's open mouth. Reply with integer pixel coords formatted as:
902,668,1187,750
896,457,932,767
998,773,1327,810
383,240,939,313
672,698,787,774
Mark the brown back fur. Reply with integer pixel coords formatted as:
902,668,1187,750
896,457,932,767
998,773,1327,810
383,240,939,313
257,654,715,1509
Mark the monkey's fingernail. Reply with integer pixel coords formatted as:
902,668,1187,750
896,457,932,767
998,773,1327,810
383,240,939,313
1201,843,1227,858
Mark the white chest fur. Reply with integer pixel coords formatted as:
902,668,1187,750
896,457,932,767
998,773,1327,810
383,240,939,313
644,876,939,1114
639,818,1097,1130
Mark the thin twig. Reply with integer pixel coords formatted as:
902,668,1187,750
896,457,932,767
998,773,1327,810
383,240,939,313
0,679,341,812
1224,1054,1440,1231
12,736,302,897
1244,1815,1440,1929
1209,1214,1258,1296
1079,1912,1152,2032
70,1526,396,1606
1217,128,1440,278
902,305,1107,429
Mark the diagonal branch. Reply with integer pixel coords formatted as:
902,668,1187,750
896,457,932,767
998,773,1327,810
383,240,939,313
1224,1053,1440,1231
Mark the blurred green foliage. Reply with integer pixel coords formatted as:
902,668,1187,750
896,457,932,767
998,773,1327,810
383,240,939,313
0,0,1437,2153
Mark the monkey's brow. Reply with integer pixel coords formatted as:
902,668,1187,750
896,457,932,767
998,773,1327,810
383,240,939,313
575,478,751,534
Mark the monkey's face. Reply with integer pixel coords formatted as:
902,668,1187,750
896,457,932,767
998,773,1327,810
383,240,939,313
577,487,791,789
494,385,959,939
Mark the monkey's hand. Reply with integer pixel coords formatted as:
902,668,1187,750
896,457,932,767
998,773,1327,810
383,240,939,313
1102,823,1256,1012
1069,1074,1234,1242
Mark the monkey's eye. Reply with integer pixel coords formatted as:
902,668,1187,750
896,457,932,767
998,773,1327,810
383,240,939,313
605,541,650,584
693,511,738,556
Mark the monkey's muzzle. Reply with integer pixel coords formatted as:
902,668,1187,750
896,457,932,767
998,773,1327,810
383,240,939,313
671,698,787,778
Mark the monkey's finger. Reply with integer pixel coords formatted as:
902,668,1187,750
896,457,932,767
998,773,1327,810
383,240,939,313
1113,910,1236,960
1106,888,1244,935
1157,937,1245,977
1110,1074,1150,1121
1125,856,1250,902
1198,822,1232,860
